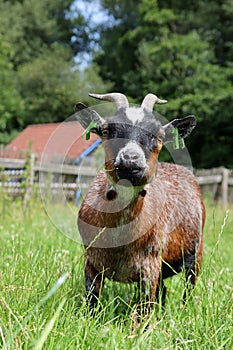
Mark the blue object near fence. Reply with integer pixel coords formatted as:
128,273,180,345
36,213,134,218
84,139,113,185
75,139,102,205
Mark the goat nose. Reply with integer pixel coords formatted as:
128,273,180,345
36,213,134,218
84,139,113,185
121,152,139,161
121,152,140,162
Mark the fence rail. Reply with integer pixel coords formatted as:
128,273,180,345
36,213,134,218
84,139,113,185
194,167,233,205
0,156,233,205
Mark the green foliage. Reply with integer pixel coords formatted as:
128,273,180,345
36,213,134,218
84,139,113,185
0,0,88,67
168,0,233,65
0,36,25,143
94,0,233,168
0,0,107,144
0,198,232,349
17,44,82,122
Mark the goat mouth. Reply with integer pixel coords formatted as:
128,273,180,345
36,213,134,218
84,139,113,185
115,166,146,185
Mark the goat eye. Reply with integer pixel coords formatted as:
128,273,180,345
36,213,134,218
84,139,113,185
102,129,109,137
156,137,163,143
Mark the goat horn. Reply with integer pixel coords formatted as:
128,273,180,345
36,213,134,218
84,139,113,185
89,92,129,110
141,93,168,112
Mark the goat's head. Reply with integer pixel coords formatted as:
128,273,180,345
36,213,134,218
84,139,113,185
75,93,196,188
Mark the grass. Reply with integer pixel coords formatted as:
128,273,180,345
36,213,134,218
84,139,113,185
0,197,232,349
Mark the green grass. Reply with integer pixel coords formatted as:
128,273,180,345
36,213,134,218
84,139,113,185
0,197,232,349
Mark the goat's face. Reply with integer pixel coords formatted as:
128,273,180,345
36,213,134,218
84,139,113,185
75,93,196,188
101,109,165,186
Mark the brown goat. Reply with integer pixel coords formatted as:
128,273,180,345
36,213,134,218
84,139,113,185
75,93,205,308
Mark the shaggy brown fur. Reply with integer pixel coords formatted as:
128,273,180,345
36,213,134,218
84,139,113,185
78,163,205,306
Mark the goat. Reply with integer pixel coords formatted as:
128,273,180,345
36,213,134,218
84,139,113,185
75,92,205,309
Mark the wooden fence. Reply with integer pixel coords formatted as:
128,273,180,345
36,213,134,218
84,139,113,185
194,167,233,206
0,154,98,203
0,155,233,205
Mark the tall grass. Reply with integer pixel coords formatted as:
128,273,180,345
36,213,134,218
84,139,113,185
0,198,232,349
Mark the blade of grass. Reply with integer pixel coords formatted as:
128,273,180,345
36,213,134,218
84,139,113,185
0,297,28,347
0,325,7,348
3,273,69,348
34,298,66,350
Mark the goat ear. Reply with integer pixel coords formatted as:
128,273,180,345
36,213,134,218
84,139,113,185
74,102,105,135
163,115,196,141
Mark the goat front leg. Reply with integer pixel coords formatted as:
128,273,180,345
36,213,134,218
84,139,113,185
137,265,160,314
85,260,104,309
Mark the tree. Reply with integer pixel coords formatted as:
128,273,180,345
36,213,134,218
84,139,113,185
0,36,25,144
18,44,110,123
93,0,233,168
0,0,107,144
161,0,233,65
17,44,82,123
0,0,89,68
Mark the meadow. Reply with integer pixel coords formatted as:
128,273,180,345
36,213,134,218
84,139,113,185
0,196,232,349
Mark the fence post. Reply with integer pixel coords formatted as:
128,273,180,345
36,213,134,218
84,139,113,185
29,153,35,189
24,153,36,202
221,167,229,206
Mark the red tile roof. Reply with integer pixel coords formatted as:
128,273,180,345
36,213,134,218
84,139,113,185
6,122,99,160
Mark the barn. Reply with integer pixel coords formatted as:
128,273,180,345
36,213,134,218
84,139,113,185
5,122,99,161
1,122,101,202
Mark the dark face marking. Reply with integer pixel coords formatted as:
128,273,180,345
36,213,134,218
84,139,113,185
101,111,164,186
102,112,163,154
